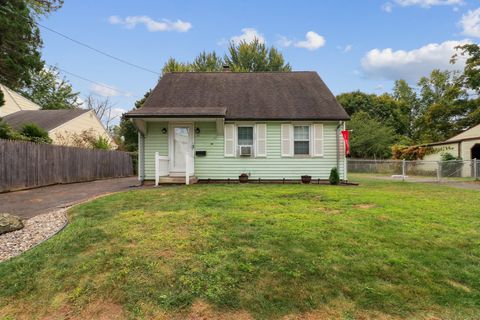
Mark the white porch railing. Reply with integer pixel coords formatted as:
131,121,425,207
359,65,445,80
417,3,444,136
155,152,169,186
155,151,194,186
185,149,194,185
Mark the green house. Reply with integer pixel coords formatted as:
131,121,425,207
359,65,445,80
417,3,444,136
125,71,350,184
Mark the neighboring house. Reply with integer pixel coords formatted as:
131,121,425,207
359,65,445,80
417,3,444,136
2,109,116,147
420,124,480,177
0,83,41,117
422,124,480,161
125,71,350,184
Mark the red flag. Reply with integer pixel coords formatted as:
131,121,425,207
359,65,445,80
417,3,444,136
341,130,350,156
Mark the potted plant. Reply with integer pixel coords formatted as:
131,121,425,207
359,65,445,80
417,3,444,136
239,173,249,183
301,175,312,184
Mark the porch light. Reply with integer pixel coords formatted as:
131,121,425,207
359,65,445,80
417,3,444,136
162,128,167,134
195,127,201,134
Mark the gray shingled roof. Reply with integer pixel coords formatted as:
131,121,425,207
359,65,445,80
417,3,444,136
126,72,350,120
2,109,89,131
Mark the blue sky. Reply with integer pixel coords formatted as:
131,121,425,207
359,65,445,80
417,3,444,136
38,0,480,120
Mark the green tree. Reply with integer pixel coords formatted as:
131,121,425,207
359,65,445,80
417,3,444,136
224,38,291,72
416,69,468,142
0,88,4,107
162,58,191,74
452,43,480,94
191,51,223,72
0,1,43,90
336,91,375,116
26,0,63,16
347,111,397,159
373,93,409,138
393,79,419,138
21,66,80,109
115,90,151,152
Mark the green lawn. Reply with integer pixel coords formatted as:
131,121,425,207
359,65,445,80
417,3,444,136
1,178,480,319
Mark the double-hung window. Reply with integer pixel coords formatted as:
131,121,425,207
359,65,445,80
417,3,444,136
238,126,253,146
293,125,310,155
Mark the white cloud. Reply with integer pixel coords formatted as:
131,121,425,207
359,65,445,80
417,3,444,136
230,28,265,45
109,15,192,32
382,2,394,12
111,107,128,119
294,31,326,50
383,0,463,11
361,39,470,81
90,84,131,97
279,31,326,51
460,8,480,38
337,44,353,52
276,35,293,47
395,0,463,7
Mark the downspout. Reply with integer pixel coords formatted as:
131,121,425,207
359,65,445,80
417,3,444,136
336,121,341,174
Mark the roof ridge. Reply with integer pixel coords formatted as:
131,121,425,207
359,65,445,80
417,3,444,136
168,71,316,74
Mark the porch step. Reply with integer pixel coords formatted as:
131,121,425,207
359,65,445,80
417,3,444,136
158,176,198,184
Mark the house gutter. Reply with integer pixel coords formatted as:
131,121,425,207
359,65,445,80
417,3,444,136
336,121,341,173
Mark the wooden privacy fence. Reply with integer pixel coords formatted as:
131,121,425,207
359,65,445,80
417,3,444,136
0,139,133,192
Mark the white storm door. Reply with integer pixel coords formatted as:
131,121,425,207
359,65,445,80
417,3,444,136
171,125,193,173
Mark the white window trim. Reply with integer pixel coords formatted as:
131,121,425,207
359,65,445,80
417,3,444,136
293,124,312,157
236,123,255,157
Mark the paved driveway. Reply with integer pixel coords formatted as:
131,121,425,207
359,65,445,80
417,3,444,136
0,177,142,219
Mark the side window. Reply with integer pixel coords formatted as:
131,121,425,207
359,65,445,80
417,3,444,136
238,126,253,145
293,125,310,155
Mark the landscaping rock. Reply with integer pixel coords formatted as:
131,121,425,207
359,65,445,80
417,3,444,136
0,209,67,262
0,213,24,235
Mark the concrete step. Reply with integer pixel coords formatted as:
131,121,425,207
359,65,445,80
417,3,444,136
158,176,198,184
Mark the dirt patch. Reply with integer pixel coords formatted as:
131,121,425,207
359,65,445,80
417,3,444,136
172,300,253,320
41,301,124,320
353,204,376,209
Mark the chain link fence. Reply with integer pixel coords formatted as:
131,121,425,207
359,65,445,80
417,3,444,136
348,159,480,183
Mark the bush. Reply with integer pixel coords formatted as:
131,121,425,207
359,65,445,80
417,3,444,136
91,136,111,150
0,120,18,139
441,152,459,161
329,168,340,185
20,123,52,144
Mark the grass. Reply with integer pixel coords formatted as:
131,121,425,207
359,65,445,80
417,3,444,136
0,178,480,319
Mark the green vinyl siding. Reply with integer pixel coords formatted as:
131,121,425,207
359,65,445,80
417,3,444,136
144,122,168,179
195,122,344,180
142,121,345,180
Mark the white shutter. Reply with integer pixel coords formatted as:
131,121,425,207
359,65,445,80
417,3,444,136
313,123,324,157
281,124,293,157
256,123,267,157
224,123,235,157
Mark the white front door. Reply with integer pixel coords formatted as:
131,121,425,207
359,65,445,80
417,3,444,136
170,124,194,175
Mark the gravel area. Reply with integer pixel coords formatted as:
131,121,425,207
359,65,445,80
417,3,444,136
0,209,68,262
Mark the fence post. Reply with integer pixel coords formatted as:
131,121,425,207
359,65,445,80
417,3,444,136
402,159,406,181
437,161,442,182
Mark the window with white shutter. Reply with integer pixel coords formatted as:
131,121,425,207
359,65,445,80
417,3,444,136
313,123,324,157
224,123,235,157
281,124,293,157
293,125,310,155
256,123,267,157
